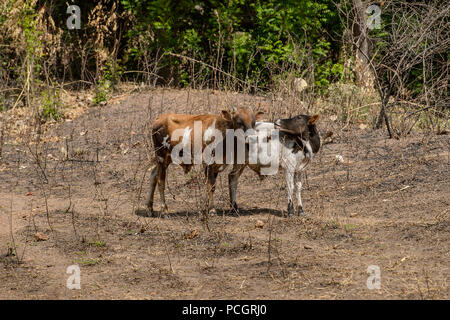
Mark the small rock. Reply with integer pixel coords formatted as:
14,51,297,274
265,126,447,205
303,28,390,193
34,232,49,241
255,220,264,229
335,155,344,163
359,123,368,130
184,229,199,239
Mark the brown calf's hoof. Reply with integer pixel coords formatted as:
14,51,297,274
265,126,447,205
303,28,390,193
161,207,169,218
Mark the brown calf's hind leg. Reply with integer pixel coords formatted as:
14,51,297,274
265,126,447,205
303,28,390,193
146,164,159,217
157,164,169,218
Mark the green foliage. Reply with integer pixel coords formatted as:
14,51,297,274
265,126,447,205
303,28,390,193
103,60,123,86
93,59,122,104
89,240,106,248
40,89,63,122
0,96,5,112
0,0,346,99
120,0,343,90
344,223,356,236
78,258,100,266
20,0,43,84
94,79,111,105
1,0,442,117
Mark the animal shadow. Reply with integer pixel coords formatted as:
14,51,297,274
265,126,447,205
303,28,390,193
135,207,285,218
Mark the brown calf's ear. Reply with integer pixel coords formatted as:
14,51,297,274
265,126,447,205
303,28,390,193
309,114,320,124
221,110,232,121
255,111,264,120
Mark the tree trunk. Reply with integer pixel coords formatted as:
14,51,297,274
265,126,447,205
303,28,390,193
376,87,393,138
351,0,374,89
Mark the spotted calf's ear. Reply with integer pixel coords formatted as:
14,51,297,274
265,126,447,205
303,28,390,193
221,110,232,121
309,114,320,125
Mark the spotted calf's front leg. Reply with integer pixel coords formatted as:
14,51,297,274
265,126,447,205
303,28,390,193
295,171,306,216
285,169,295,217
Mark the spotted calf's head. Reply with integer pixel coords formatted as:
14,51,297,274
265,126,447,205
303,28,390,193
221,107,264,131
275,114,321,154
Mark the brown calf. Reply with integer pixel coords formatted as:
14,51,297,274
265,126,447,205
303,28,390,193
146,107,262,218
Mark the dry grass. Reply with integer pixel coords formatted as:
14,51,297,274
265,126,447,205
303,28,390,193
0,88,448,299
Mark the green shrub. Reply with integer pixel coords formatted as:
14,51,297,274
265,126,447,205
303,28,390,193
40,89,63,121
93,79,111,105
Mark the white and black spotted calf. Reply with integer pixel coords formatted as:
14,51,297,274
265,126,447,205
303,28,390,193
228,114,320,217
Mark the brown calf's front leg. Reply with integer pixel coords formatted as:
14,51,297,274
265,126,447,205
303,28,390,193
205,165,219,216
228,164,246,216
146,164,159,217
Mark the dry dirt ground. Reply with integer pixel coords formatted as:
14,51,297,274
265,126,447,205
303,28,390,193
0,89,448,299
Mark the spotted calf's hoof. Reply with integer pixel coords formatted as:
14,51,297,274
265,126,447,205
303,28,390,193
287,201,295,218
298,206,306,217
156,211,169,219
208,208,217,216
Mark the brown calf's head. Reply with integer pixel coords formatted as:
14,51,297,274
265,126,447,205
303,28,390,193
222,107,264,131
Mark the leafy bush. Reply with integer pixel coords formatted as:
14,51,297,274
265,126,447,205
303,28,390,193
40,89,63,122
120,0,343,90
93,79,111,105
